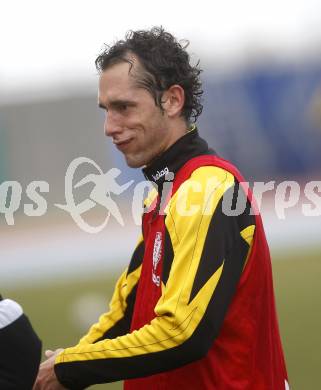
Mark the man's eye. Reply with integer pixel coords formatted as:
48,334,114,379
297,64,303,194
118,105,128,111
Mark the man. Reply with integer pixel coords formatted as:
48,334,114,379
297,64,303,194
0,295,42,389
34,27,288,389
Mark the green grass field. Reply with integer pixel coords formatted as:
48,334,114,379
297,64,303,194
5,248,321,389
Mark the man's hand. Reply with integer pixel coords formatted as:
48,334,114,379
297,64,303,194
33,348,66,390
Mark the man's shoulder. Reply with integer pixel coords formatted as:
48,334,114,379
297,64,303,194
188,165,235,186
0,299,23,330
168,165,235,217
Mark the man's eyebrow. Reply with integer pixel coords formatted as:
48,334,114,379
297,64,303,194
98,99,136,109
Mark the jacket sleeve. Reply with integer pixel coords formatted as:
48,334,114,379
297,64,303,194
0,298,42,389
54,167,255,389
76,236,144,345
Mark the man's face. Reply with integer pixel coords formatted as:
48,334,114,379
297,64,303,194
98,59,175,168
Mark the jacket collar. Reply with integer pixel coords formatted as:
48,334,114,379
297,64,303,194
142,127,215,186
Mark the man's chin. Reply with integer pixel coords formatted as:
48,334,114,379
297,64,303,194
124,155,145,169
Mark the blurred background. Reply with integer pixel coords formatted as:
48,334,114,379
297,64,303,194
1,1,321,388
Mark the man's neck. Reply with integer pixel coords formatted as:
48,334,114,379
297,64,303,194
142,127,214,186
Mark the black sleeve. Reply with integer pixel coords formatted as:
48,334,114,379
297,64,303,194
0,314,42,389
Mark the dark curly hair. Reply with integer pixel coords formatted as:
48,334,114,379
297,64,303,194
95,27,203,124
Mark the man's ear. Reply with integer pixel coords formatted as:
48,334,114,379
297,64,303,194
162,85,185,118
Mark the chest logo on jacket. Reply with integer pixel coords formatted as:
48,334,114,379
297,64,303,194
152,232,162,286
152,167,169,182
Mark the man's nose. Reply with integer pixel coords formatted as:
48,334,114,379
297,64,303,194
104,112,122,137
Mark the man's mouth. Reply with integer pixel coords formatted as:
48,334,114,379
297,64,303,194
113,138,133,150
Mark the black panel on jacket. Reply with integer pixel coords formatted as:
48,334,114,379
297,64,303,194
162,226,174,285
127,241,145,277
188,180,255,304
96,284,138,341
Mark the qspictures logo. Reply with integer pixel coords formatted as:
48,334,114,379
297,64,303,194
55,157,133,233
0,157,320,233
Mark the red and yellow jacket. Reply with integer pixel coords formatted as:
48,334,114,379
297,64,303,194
55,130,288,389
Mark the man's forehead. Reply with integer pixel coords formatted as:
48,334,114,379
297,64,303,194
100,55,141,82
99,59,140,90
98,65,134,102
100,63,131,84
